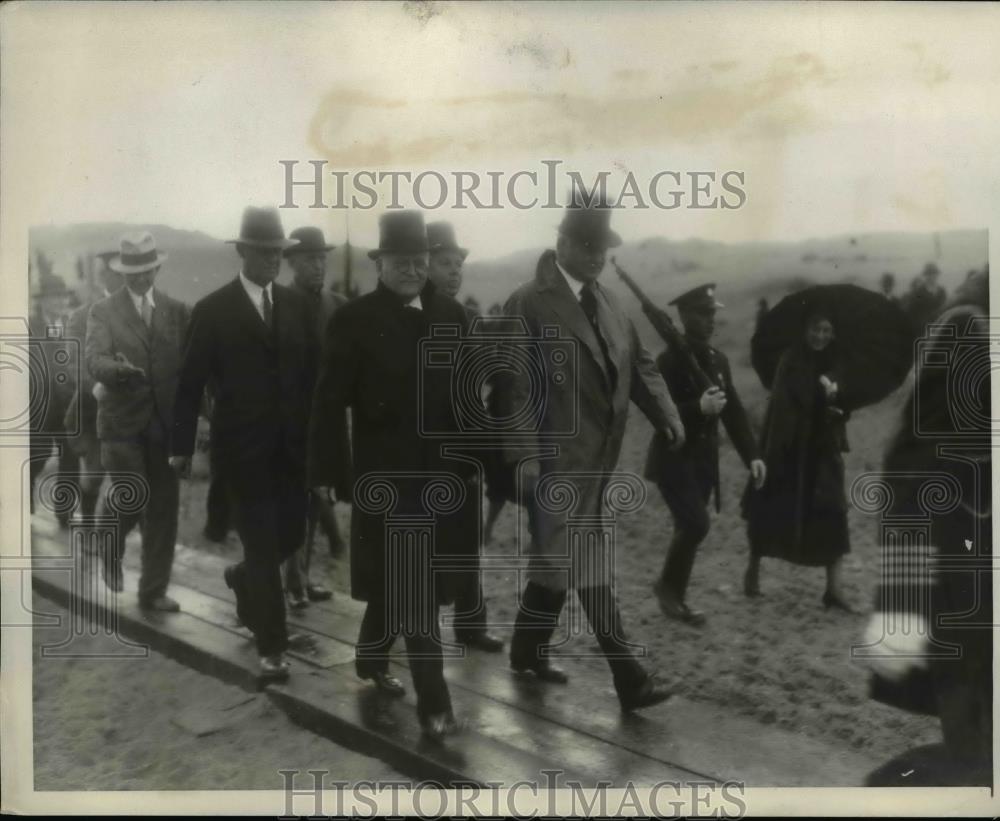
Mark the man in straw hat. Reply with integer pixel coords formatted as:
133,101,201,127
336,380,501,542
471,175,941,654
86,231,189,611
644,284,764,626
280,225,346,608
496,194,685,712
171,206,318,682
308,210,477,739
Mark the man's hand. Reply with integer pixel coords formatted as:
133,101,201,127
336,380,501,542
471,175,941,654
819,374,838,400
664,417,685,451
698,386,727,416
313,485,343,504
750,459,766,490
859,612,930,683
114,352,147,384
169,455,192,478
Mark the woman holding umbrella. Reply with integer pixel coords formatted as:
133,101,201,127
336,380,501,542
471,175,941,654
742,284,913,610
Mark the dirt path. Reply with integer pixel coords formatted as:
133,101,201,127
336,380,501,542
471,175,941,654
31,594,405,791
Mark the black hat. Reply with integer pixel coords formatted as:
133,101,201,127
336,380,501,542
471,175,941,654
427,221,468,259
367,210,429,260
669,284,724,312
557,192,621,249
227,206,299,250
283,226,336,258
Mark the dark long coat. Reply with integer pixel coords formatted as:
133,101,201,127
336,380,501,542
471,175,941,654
869,276,991,770
497,250,683,591
741,342,851,566
172,278,317,475
644,340,758,511
306,281,477,605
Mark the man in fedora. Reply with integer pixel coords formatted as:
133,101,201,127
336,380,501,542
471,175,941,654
86,231,189,610
425,221,503,653
62,250,124,523
308,210,475,739
644,284,764,626
281,225,346,608
496,196,685,712
171,206,318,682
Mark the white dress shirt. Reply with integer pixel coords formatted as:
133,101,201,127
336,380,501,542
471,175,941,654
239,270,273,322
555,260,585,301
406,294,423,310
126,286,155,319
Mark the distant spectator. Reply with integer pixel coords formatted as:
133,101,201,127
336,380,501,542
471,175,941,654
901,263,947,335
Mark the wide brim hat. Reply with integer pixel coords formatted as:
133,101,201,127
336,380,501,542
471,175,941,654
426,221,468,259
669,284,725,311
284,226,336,257
108,230,168,274
227,205,299,249
367,210,429,260
557,197,622,250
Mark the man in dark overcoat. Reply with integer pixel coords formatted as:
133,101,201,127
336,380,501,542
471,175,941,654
425,220,503,653
497,199,685,712
308,210,475,739
862,270,991,785
280,225,347,608
171,206,317,682
644,284,764,625
86,231,189,610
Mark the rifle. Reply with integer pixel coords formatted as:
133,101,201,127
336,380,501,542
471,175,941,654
610,256,717,393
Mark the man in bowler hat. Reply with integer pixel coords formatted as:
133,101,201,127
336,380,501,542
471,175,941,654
280,226,346,609
171,206,317,681
498,197,685,711
308,210,475,739
644,284,765,625
86,231,189,610
426,221,503,653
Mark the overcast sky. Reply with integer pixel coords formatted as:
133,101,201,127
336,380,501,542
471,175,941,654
3,1,999,260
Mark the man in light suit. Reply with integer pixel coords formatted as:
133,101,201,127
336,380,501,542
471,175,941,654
498,198,685,712
86,232,189,611
171,206,317,682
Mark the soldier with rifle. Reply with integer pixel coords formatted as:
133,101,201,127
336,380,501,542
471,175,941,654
614,262,765,626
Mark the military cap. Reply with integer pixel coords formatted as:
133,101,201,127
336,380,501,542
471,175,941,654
668,283,724,311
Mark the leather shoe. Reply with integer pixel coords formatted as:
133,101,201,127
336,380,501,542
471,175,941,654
510,658,569,684
420,711,460,741
287,591,309,610
101,558,124,593
362,671,406,697
822,591,859,614
458,631,504,653
653,586,706,626
140,595,180,613
306,584,332,602
619,674,673,712
259,654,290,682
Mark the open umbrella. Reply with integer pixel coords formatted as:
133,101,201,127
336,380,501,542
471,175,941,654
751,284,915,411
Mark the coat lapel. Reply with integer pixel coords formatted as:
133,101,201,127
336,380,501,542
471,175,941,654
535,251,612,391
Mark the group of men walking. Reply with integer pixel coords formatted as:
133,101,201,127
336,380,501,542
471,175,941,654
31,198,770,739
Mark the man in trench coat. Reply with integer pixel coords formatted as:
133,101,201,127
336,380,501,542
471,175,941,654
498,198,685,712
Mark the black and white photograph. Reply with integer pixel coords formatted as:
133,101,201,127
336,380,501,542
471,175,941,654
1,1,997,816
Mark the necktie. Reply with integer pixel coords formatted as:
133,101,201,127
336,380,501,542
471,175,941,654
580,282,616,390
261,287,273,329
140,294,152,328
